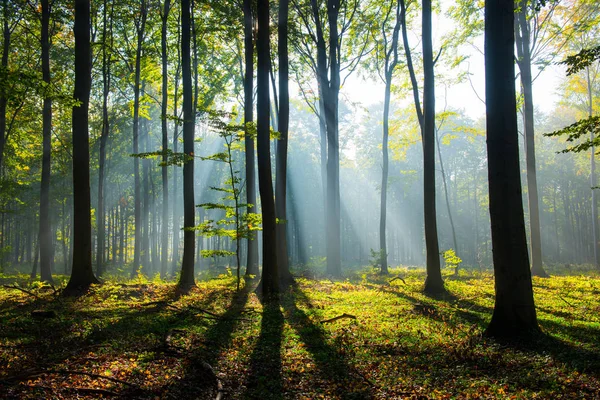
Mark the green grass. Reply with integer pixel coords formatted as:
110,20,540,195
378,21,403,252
0,268,599,399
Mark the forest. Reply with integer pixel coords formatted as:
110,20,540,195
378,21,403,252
0,0,599,398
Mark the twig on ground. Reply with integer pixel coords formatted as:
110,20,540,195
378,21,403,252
321,313,357,324
2,285,40,299
388,276,407,285
558,294,575,308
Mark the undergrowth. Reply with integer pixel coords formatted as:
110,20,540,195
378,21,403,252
0,268,598,399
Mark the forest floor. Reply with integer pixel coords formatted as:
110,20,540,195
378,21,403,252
0,268,599,399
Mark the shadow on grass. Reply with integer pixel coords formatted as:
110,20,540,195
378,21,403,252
280,284,373,399
244,298,284,399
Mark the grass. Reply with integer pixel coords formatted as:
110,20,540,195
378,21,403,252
0,267,599,399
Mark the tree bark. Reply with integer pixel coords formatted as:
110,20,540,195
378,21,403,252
65,0,98,293
422,0,444,294
257,0,278,297
0,0,9,172
484,0,539,339
243,0,259,277
177,0,196,291
161,0,171,278
131,0,147,278
325,0,341,277
96,0,113,277
39,0,53,283
276,0,292,286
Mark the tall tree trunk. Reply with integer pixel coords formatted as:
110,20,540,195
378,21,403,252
131,0,147,278
257,0,278,297
161,0,171,278
65,0,98,293
484,0,539,339
243,0,259,277
422,0,444,294
276,0,292,286
96,0,112,277
325,0,341,277
141,82,150,273
379,0,401,275
171,15,181,275
0,0,9,172
177,0,196,291
515,2,548,277
39,0,53,283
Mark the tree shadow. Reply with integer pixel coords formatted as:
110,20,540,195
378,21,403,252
244,298,284,399
280,284,373,399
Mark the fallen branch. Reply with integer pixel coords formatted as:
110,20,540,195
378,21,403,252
388,276,407,285
321,313,357,324
558,295,575,308
2,285,40,299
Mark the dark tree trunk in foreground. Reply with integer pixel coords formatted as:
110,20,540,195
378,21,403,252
244,0,259,277
177,0,196,291
515,1,548,278
325,0,341,277
39,0,54,283
257,0,278,297
65,0,98,293
276,0,292,286
131,0,147,278
161,0,171,278
484,0,539,339
422,0,444,294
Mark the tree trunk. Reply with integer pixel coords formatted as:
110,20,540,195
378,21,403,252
379,1,401,275
257,0,278,297
177,0,196,291
141,82,150,273
39,0,53,284
483,0,539,339
515,2,548,278
0,0,9,172
325,0,341,277
65,0,98,293
276,0,292,286
161,0,171,278
131,0,146,278
422,0,444,294
96,0,112,277
243,0,259,277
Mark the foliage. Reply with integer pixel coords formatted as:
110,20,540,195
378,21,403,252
442,248,462,272
545,115,600,153
196,110,261,290
561,45,600,76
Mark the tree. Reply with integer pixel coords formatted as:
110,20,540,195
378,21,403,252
257,0,278,297
96,0,114,277
375,0,402,275
484,0,539,339
243,0,259,277
276,0,293,285
130,0,147,278
161,0,171,278
38,0,53,284
178,0,196,291
64,0,98,293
